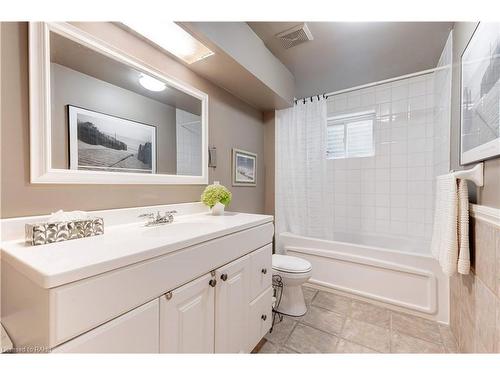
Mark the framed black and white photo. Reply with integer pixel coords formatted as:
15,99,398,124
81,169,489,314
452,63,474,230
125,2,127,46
232,148,257,186
68,106,157,174
460,22,500,164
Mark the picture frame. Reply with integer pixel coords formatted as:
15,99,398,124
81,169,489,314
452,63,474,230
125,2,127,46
68,105,157,174
232,148,257,186
460,22,500,165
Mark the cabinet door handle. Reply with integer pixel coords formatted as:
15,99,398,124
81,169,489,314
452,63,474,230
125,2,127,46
165,291,173,300
209,279,217,287
261,268,267,275
261,314,267,321
220,273,228,281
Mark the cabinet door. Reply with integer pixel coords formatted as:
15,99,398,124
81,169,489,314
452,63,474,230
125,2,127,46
250,244,272,300
52,299,159,353
159,273,215,353
247,287,273,352
214,254,251,353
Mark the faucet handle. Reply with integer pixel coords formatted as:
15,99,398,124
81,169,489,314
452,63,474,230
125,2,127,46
164,210,177,223
138,212,155,218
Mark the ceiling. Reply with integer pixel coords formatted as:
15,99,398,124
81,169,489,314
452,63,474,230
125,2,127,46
248,22,454,98
180,22,294,110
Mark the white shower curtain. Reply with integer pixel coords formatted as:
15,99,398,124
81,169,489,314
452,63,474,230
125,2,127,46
276,99,333,248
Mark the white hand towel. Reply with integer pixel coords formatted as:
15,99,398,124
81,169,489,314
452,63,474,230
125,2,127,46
430,174,470,276
457,179,470,274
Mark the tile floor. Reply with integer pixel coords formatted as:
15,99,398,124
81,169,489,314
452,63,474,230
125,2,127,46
256,286,458,354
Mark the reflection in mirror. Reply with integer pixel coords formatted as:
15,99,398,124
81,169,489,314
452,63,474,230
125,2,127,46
49,31,203,176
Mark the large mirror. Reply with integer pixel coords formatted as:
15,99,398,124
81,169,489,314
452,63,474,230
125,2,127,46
29,22,208,184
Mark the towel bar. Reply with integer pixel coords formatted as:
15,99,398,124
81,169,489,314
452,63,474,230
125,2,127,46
451,162,483,187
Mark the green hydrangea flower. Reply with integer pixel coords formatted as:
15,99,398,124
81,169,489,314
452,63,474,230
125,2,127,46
201,183,232,208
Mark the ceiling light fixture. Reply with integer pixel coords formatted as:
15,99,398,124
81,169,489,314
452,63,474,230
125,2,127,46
139,73,166,92
123,22,214,64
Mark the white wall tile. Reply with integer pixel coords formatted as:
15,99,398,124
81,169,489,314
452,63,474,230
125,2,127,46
409,96,426,112
375,87,391,103
376,207,390,220
390,220,407,235
375,181,390,194
375,154,390,168
408,124,426,139
376,168,390,181
375,194,390,207
375,220,390,233
390,168,407,181
325,71,440,247
391,126,407,141
409,80,427,97
362,193,376,206
391,207,407,221
390,156,407,168
378,103,391,116
408,167,426,181
346,182,361,194
392,99,408,114
390,180,407,195
347,194,361,206
408,152,426,167
391,83,408,100
390,194,408,208
408,208,425,223
347,92,361,108
362,206,376,218
361,90,376,106
362,219,375,232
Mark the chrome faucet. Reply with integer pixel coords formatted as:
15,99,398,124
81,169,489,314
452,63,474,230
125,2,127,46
138,210,177,226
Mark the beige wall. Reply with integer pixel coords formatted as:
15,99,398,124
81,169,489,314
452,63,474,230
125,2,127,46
450,22,500,209
0,22,266,218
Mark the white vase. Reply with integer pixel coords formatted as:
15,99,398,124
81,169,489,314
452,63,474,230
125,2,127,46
211,202,225,216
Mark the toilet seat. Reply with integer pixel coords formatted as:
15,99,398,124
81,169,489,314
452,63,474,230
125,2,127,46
272,254,312,274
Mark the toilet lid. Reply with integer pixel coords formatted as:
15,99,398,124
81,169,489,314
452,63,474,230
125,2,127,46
272,254,312,273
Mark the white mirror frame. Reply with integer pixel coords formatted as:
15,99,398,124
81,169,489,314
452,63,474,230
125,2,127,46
29,22,209,184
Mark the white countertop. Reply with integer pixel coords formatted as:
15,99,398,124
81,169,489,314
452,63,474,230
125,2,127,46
1,211,273,289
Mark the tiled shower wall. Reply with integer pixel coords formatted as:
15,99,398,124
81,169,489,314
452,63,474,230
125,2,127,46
326,74,437,248
450,215,500,353
433,31,453,176
325,31,453,252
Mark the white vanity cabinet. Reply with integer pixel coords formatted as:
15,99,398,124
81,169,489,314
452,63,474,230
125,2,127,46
214,254,251,353
159,273,215,353
53,299,160,353
1,211,274,354
159,244,272,353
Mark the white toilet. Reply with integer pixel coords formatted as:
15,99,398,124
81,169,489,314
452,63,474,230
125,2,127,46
272,254,312,317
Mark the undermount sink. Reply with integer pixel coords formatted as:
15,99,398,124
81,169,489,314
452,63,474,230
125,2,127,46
141,221,221,238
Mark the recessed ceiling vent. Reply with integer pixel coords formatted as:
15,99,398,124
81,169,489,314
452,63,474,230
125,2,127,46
275,23,314,49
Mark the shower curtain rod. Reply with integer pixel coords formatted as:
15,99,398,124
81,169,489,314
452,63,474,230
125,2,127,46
294,65,446,104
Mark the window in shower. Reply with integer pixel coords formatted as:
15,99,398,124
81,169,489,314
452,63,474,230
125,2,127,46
326,111,375,159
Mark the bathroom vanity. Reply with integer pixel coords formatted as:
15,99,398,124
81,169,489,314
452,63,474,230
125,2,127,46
1,204,274,353
1,23,275,354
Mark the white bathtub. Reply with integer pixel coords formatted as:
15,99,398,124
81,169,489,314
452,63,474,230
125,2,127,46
277,232,449,323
